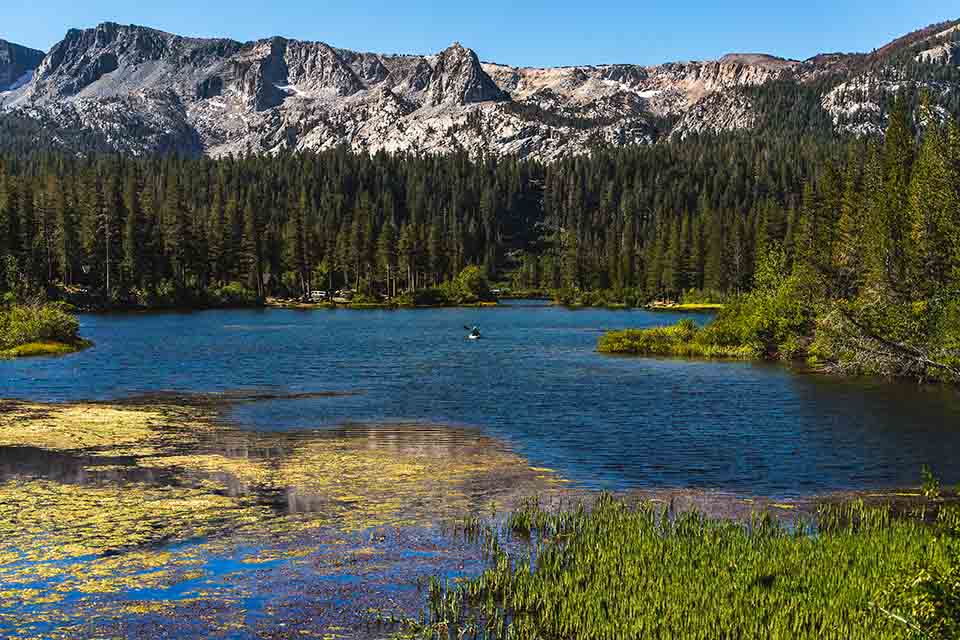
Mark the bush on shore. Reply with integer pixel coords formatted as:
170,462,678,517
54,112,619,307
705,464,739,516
124,281,261,309
598,245,818,361
598,318,757,359
0,302,85,355
394,266,497,307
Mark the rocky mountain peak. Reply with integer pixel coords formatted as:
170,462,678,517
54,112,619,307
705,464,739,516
2,18,959,161
0,39,45,92
29,22,244,101
426,42,508,106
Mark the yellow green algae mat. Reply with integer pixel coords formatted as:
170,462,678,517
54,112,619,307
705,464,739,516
0,398,571,639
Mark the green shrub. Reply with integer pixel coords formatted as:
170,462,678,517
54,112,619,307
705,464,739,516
208,282,259,307
598,318,757,359
811,286,960,382
553,288,642,308
0,303,82,351
605,246,818,361
395,288,453,307
451,266,494,304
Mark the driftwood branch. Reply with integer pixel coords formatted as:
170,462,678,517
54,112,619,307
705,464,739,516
835,305,960,380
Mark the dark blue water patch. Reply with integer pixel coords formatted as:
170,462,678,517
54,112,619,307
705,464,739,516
2,302,959,497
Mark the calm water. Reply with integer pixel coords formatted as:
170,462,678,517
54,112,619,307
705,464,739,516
2,301,959,497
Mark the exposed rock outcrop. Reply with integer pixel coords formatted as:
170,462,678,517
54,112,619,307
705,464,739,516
0,39,44,92
2,18,960,160
427,42,509,106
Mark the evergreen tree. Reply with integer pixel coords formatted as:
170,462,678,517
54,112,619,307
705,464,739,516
241,193,264,299
377,222,398,297
122,173,145,287
908,117,957,295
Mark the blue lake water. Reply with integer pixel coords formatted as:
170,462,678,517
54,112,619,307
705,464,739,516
3,301,959,497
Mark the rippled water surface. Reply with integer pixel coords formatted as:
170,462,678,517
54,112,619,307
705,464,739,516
3,301,959,496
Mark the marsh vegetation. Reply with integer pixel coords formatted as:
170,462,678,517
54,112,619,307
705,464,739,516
404,495,960,639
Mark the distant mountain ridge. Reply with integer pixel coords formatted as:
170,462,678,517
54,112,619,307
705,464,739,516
1,18,959,160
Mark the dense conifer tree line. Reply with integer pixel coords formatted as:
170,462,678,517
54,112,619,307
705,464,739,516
0,133,845,306
0,150,544,304
0,91,958,320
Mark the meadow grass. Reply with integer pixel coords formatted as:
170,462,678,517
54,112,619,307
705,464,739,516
401,495,959,639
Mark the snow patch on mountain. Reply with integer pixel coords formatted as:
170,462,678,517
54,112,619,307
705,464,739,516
4,70,33,92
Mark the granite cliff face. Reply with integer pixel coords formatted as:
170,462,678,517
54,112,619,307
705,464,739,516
0,39,44,92
1,19,959,159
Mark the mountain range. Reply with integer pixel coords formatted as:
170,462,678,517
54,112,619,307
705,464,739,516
2,19,959,160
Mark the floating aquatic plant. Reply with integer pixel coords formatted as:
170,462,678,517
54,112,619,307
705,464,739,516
0,399,568,639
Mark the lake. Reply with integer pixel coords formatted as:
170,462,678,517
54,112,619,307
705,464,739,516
3,301,959,497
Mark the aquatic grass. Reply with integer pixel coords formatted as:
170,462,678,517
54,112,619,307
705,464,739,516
405,495,960,639
0,339,91,358
0,399,228,457
0,400,568,537
923,465,943,499
0,480,268,563
598,319,757,359
0,402,175,451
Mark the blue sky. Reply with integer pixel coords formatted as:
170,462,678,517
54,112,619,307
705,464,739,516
4,1,958,67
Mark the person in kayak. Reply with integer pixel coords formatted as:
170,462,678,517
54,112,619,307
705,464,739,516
464,326,481,340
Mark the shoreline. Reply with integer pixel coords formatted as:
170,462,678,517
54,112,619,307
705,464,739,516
64,298,730,314
265,298,500,310
644,302,726,312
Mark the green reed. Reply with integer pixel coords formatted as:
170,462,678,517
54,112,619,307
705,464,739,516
399,495,959,639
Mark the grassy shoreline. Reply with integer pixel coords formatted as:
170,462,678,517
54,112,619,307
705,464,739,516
265,298,499,310
405,494,960,639
0,338,92,359
598,319,757,359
